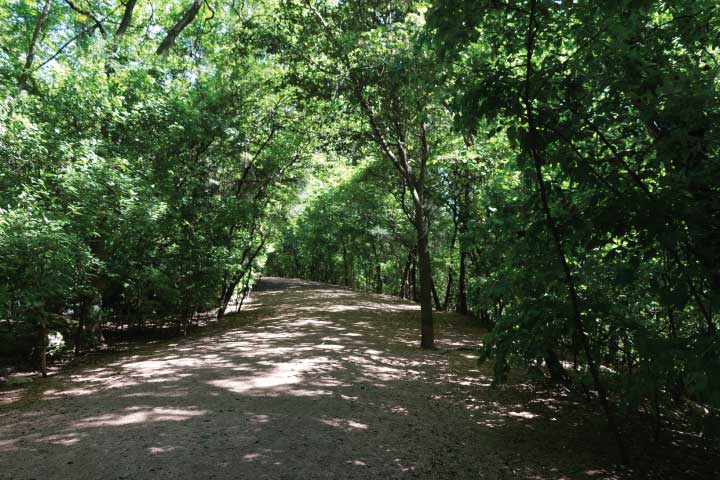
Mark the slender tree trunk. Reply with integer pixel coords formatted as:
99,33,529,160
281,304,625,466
545,349,570,385
74,299,88,355
523,0,626,463
456,250,468,314
414,198,434,349
218,276,239,318
410,258,418,302
372,239,383,294
342,241,351,287
39,317,48,377
456,180,471,314
217,274,230,317
375,264,383,294
18,0,53,93
400,251,413,299
442,268,454,311
431,278,442,311
105,0,137,76
531,64,628,467
238,270,253,309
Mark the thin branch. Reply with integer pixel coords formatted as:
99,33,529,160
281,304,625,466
35,3,123,71
63,0,106,37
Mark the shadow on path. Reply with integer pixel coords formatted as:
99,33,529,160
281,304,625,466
0,277,693,479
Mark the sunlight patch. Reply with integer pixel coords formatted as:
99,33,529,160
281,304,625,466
507,411,538,419
76,407,206,427
320,418,369,431
148,446,176,454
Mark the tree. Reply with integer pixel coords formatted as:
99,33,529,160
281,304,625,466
429,0,720,453
280,0,450,348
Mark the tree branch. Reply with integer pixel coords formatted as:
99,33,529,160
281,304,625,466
18,0,53,93
156,0,203,55
64,0,106,37
113,0,138,47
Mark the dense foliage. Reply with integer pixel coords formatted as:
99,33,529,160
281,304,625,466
1,0,718,461
0,0,308,368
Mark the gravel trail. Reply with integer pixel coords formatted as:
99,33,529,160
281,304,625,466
0,277,627,479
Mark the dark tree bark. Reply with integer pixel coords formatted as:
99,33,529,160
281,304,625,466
545,349,570,385
456,250,468,314
238,269,253,309
39,317,48,377
374,263,383,294
439,218,458,312
442,268,453,311
410,256,418,302
414,202,434,347
18,0,53,93
371,240,383,294
73,299,89,355
342,241,351,287
399,251,413,299
455,182,470,315
431,278,442,311
113,0,138,47
218,234,266,318
156,0,203,55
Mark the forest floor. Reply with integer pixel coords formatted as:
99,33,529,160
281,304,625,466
0,277,717,480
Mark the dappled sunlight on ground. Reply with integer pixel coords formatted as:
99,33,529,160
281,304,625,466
320,417,369,431
0,389,24,408
76,406,208,428
1,277,711,479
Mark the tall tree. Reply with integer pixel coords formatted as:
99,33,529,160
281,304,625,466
281,0,445,347
17,0,53,93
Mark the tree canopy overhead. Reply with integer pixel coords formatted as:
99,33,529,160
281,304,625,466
1,0,719,468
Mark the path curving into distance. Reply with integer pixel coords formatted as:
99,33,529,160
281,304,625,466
1,277,630,479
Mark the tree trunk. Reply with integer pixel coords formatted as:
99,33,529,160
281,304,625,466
410,258,418,302
523,0,626,462
545,349,570,385
39,318,48,377
431,278,442,311
220,234,265,316
372,239,383,294
113,0,137,46
375,263,383,294
442,268,454,311
156,0,203,55
18,0,53,93
399,251,412,299
238,270,253,309
456,250,468,314
414,198,434,349
456,180,470,314
74,299,88,355
342,242,351,287
218,276,239,318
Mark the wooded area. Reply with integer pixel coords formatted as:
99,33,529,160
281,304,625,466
1,0,718,473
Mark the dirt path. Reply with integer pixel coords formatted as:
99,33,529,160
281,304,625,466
0,278,635,479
